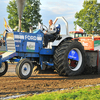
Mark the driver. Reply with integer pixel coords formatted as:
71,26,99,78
44,19,57,47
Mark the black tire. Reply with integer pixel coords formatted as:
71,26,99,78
15,59,33,79
54,40,85,76
0,62,8,76
3,42,5,46
0,41,2,46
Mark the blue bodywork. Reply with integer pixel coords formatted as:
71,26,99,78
0,27,79,71
0,29,56,70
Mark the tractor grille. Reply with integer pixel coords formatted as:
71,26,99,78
6,39,15,51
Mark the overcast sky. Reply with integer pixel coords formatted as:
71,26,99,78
0,0,91,34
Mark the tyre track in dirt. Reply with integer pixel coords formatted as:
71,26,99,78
0,63,100,98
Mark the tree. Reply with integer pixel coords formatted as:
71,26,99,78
74,0,100,34
7,0,42,32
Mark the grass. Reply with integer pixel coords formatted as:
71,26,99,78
9,85,100,100
0,51,6,52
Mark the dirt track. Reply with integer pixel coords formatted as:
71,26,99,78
1,64,100,98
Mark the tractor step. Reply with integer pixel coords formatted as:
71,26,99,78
42,61,54,70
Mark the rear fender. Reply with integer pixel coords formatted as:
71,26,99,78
52,35,73,46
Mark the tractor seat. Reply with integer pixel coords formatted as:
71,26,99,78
55,24,61,40
56,24,61,35
48,24,61,42
46,24,61,48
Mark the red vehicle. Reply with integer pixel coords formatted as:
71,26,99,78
69,31,87,38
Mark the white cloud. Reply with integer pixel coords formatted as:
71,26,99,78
49,6,74,15
41,0,84,21
40,0,85,32
41,1,75,14
65,16,74,21
97,0,100,3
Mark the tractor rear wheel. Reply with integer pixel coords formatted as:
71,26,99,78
0,62,8,76
16,59,33,79
54,40,85,76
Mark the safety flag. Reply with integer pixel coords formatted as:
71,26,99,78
4,18,7,29
4,18,13,32
76,25,85,32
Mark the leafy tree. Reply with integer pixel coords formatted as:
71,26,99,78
7,0,42,32
74,0,100,34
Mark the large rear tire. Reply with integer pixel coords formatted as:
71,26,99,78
16,59,33,79
54,40,85,76
0,62,8,76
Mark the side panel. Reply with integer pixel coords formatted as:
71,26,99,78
94,40,100,51
79,39,94,50
79,38,94,50
13,30,44,53
40,48,55,55
78,37,100,51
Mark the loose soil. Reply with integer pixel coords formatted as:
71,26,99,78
0,52,5,55
0,63,100,98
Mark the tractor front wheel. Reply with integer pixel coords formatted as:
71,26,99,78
16,59,33,79
0,62,8,76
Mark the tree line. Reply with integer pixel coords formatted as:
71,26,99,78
74,0,100,34
7,0,42,32
7,0,100,34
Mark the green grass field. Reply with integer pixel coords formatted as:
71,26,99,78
0,51,6,52
10,85,100,100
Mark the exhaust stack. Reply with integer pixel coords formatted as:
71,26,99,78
16,0,26,32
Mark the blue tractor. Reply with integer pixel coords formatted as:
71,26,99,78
0,17,86,79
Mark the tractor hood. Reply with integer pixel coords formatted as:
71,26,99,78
6,30,44,52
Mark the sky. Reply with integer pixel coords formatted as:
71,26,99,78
0,0,93,35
